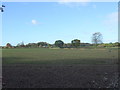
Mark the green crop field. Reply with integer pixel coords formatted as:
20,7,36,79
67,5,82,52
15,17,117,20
2,48,118,65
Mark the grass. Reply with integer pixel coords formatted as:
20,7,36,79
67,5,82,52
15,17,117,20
2,48,118,65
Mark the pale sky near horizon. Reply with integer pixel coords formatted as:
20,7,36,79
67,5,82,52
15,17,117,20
1,2,118,46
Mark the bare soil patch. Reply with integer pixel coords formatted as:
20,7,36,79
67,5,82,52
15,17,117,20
2,64,118,88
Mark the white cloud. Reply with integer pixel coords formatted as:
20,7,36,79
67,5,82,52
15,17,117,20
58,2,87,7
58,0,90,7
3,0,119,2
104,12,118,34
58,0,118,2
106,12,118,25
31,19,39,25
104,12,118,29
58,0,91,2
92,5,96,8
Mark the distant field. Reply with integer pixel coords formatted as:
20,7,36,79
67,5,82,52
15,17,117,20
2,48,118,65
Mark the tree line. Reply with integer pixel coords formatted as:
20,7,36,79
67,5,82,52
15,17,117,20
3,32,120,48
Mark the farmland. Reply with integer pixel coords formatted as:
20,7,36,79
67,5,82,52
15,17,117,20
2,48,119,88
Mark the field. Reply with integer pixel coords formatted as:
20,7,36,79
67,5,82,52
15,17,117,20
2,48,119,88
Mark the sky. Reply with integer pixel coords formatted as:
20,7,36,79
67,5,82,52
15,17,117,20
0,2,118,46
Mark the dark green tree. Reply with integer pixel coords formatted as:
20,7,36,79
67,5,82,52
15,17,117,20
71,39,80,48
6,43,12,48
37,42,48,47
55,40,64,48
26,43,37,48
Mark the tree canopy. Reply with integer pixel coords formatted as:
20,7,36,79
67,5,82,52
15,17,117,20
71,39,80,48
55,40,64,48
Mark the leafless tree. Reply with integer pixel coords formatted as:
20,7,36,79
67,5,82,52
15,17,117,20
92,32,103,46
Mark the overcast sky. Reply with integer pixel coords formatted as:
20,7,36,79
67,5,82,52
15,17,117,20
1,2,118,46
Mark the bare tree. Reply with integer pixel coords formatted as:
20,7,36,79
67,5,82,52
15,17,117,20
92,32,103,46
